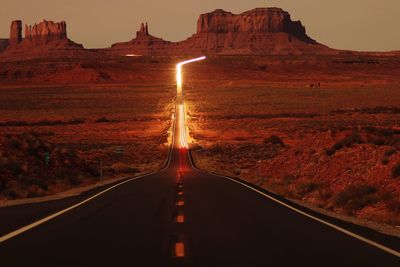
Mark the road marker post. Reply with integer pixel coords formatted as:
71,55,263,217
100,159,103,185
44,152,50,179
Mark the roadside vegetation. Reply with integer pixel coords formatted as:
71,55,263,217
0,84,174,201
186,56,400,226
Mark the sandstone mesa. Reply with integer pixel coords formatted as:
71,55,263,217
0,7,398,60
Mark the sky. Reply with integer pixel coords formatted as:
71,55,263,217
1,0,399,51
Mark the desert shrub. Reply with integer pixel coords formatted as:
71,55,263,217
24,178,48,190
381,158,390,165
364,126,377,133
283,174,298,185
365,127,400,147
95,117,110,123
233,169,241,176
210,144,224,154
8,138,22,149
27,144,41,157
370,138,385,146
384,149,396,157
387,137,400,147
5,160,22,176
325,148,336,156
258,65,268,71
54,167,75,181
264,135,284,145
387,198,400,213
381,129,394,137
297,182,320,196
334,184,378,214
392,164,400,178
2,189,17,199
81,163,100,177
341,131,362,146
317,187,334,202
111,163,139,174
326,131,362,156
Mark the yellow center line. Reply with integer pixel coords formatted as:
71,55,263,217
175,242,185,257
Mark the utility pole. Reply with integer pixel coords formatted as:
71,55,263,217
258,160,262,186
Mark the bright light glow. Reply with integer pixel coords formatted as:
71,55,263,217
176,56,206,95
176,56,206,149
179,104,189,149
125,54,141,57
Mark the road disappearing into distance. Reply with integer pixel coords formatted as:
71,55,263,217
0,56,398,266
176,56,206,149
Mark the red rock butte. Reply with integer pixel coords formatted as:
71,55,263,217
110,8,333,56
1,7,397,60
0,19,87,60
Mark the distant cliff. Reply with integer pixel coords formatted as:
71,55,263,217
196,8,315,44
1,20,87,60
110,7,331,56
1,7,366,58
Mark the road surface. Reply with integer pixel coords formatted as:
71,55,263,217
0,59,399,266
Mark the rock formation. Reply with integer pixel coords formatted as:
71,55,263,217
0,20,87,60
110,8,332,56
196,8,315,44
179,8,325,55
10,20,22,45
1,7,336,58
111,22,174,55
136,22,149,38
24,20,67,43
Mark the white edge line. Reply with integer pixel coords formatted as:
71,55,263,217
0,101,178,245
187,152,400,258
0,175,141,243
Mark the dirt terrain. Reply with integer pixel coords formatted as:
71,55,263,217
184,55,400,226
0,63,175,201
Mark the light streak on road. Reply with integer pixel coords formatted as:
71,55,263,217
179,104,189,149
176,56,206,96
176,56,206,149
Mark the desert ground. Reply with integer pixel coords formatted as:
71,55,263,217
0,54,399,227
184,55,400,226
0,57,176,201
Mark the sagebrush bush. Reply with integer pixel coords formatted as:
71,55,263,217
95,117,110,123
392,164,400,178
326,131,362,156
297,182,320,196
384,149,396,157
381,158,390,165
264,135,284,145
334,184,378,214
